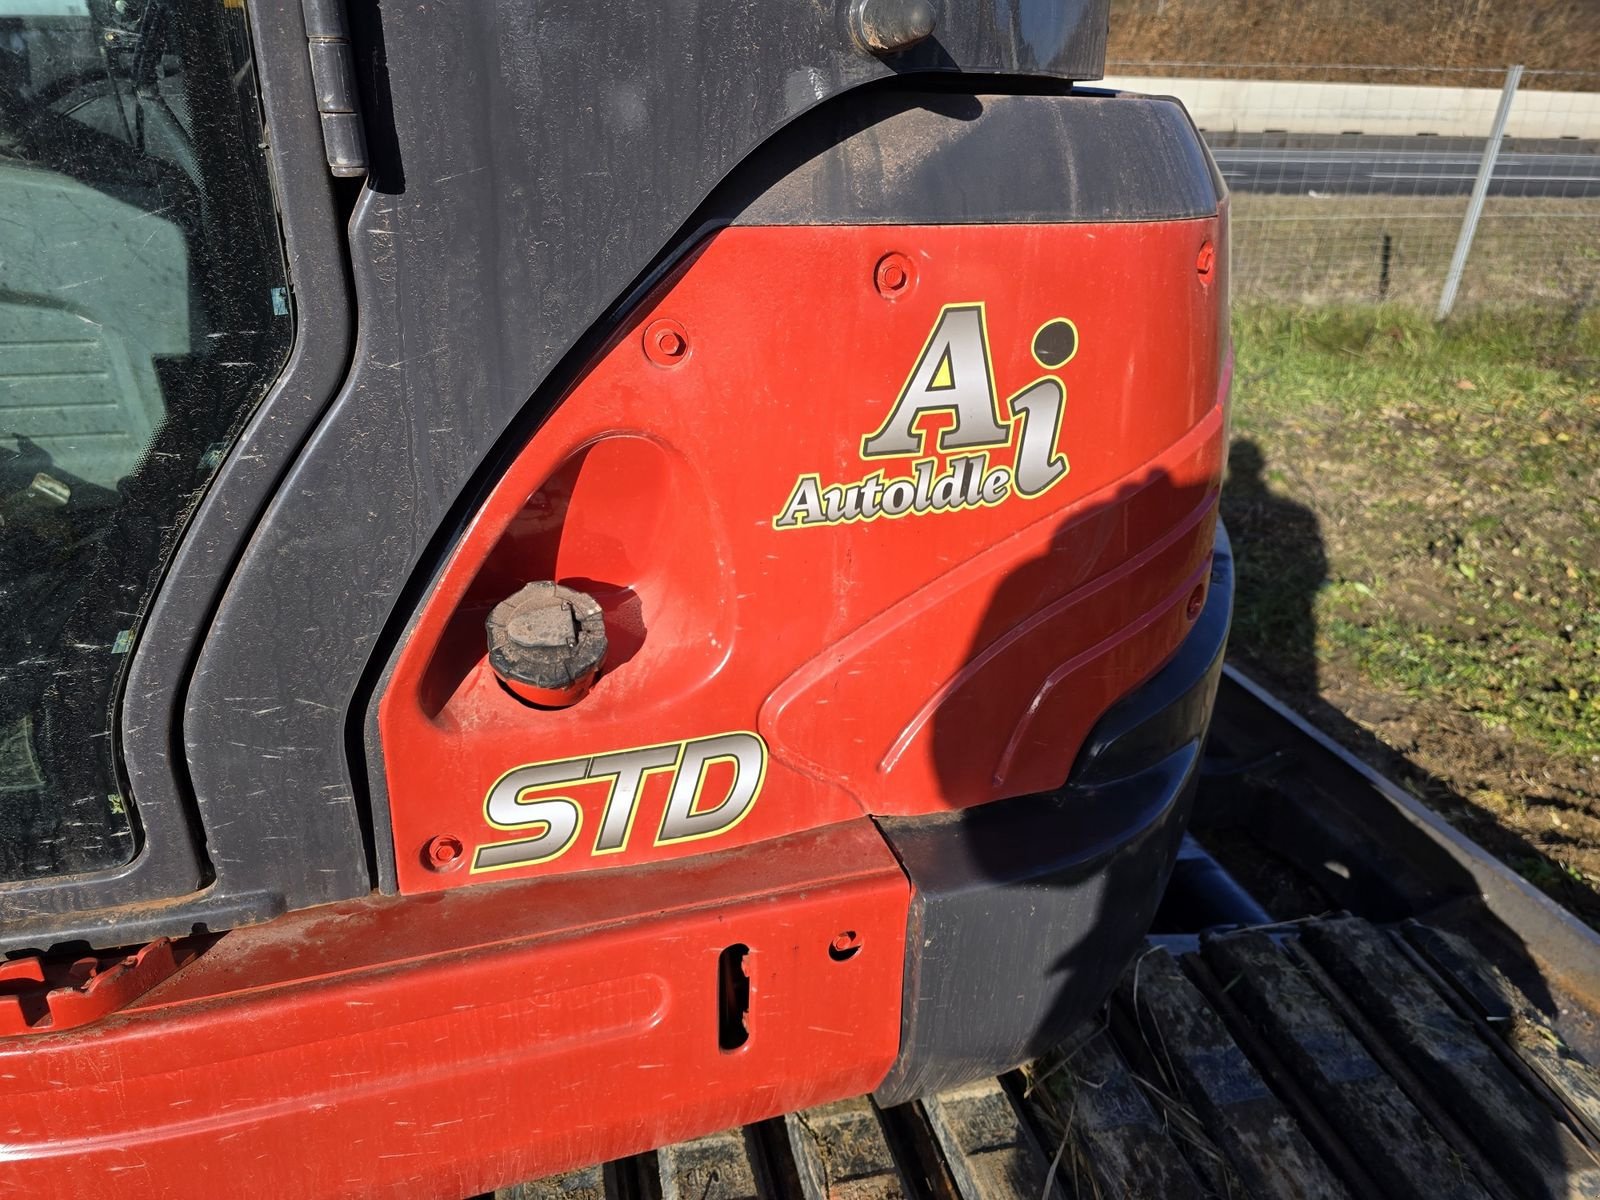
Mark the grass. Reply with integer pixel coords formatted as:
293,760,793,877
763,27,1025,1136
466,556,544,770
1223,303,1600,879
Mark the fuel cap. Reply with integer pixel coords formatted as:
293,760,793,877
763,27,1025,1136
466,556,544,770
486,581,607,707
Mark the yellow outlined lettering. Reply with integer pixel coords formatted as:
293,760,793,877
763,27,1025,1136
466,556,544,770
471,732,768,872
777,307,1080,529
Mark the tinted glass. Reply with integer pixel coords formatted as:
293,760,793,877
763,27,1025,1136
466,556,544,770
0,0,293,881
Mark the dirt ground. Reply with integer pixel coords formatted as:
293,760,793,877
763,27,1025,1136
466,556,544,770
1224,304,1600,925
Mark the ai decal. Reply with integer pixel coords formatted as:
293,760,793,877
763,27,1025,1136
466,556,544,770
473,732,767,873
774,304,1077,530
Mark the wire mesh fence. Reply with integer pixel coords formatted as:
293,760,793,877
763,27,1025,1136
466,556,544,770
1102,63,1600,313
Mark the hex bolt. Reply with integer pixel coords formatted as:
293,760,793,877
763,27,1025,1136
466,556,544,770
643,318,690,367
828,930,863,961
875,252,915,299
425,834,465,872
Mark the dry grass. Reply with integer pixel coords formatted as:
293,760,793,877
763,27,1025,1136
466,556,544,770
1229,195,1600,310
1108,0,1600,88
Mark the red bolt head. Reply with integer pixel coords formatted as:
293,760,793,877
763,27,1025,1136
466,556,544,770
643,318,689,367
829,930,863,961
875,253,914,299
1186,584,1206,620
425,834,465,872
1196,242,1215,279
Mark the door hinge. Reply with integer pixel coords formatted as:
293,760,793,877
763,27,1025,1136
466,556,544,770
301,0,367,178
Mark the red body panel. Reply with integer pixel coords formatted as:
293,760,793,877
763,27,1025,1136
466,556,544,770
0,823,908,1199
379,220,1226,895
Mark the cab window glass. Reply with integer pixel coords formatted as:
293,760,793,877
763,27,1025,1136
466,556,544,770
0,0,292,881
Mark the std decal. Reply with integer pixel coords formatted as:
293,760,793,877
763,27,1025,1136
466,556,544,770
473,732,768,872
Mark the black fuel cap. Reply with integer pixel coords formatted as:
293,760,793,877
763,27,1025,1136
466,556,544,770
486,581,607,707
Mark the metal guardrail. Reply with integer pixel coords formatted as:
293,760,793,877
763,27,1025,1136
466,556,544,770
1103,63,1600,313
1101,72,1600,139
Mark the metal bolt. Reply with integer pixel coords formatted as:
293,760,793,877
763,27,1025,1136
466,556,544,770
643,318,690,367
875,253,914,299
1186,584,1206,621
828,930,863,961
425,834,465,872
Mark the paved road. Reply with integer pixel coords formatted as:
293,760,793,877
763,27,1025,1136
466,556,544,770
1213,145,1600,196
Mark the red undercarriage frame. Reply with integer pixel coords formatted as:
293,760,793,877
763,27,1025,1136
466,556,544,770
4,824,908,1198
1,216,1226,1198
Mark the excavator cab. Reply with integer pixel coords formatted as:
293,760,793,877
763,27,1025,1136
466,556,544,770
0,1,1230,1194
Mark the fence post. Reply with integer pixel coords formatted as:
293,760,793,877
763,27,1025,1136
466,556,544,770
1436,64,1523,320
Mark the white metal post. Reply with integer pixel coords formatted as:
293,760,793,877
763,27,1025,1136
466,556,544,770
1437,64,1524,320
